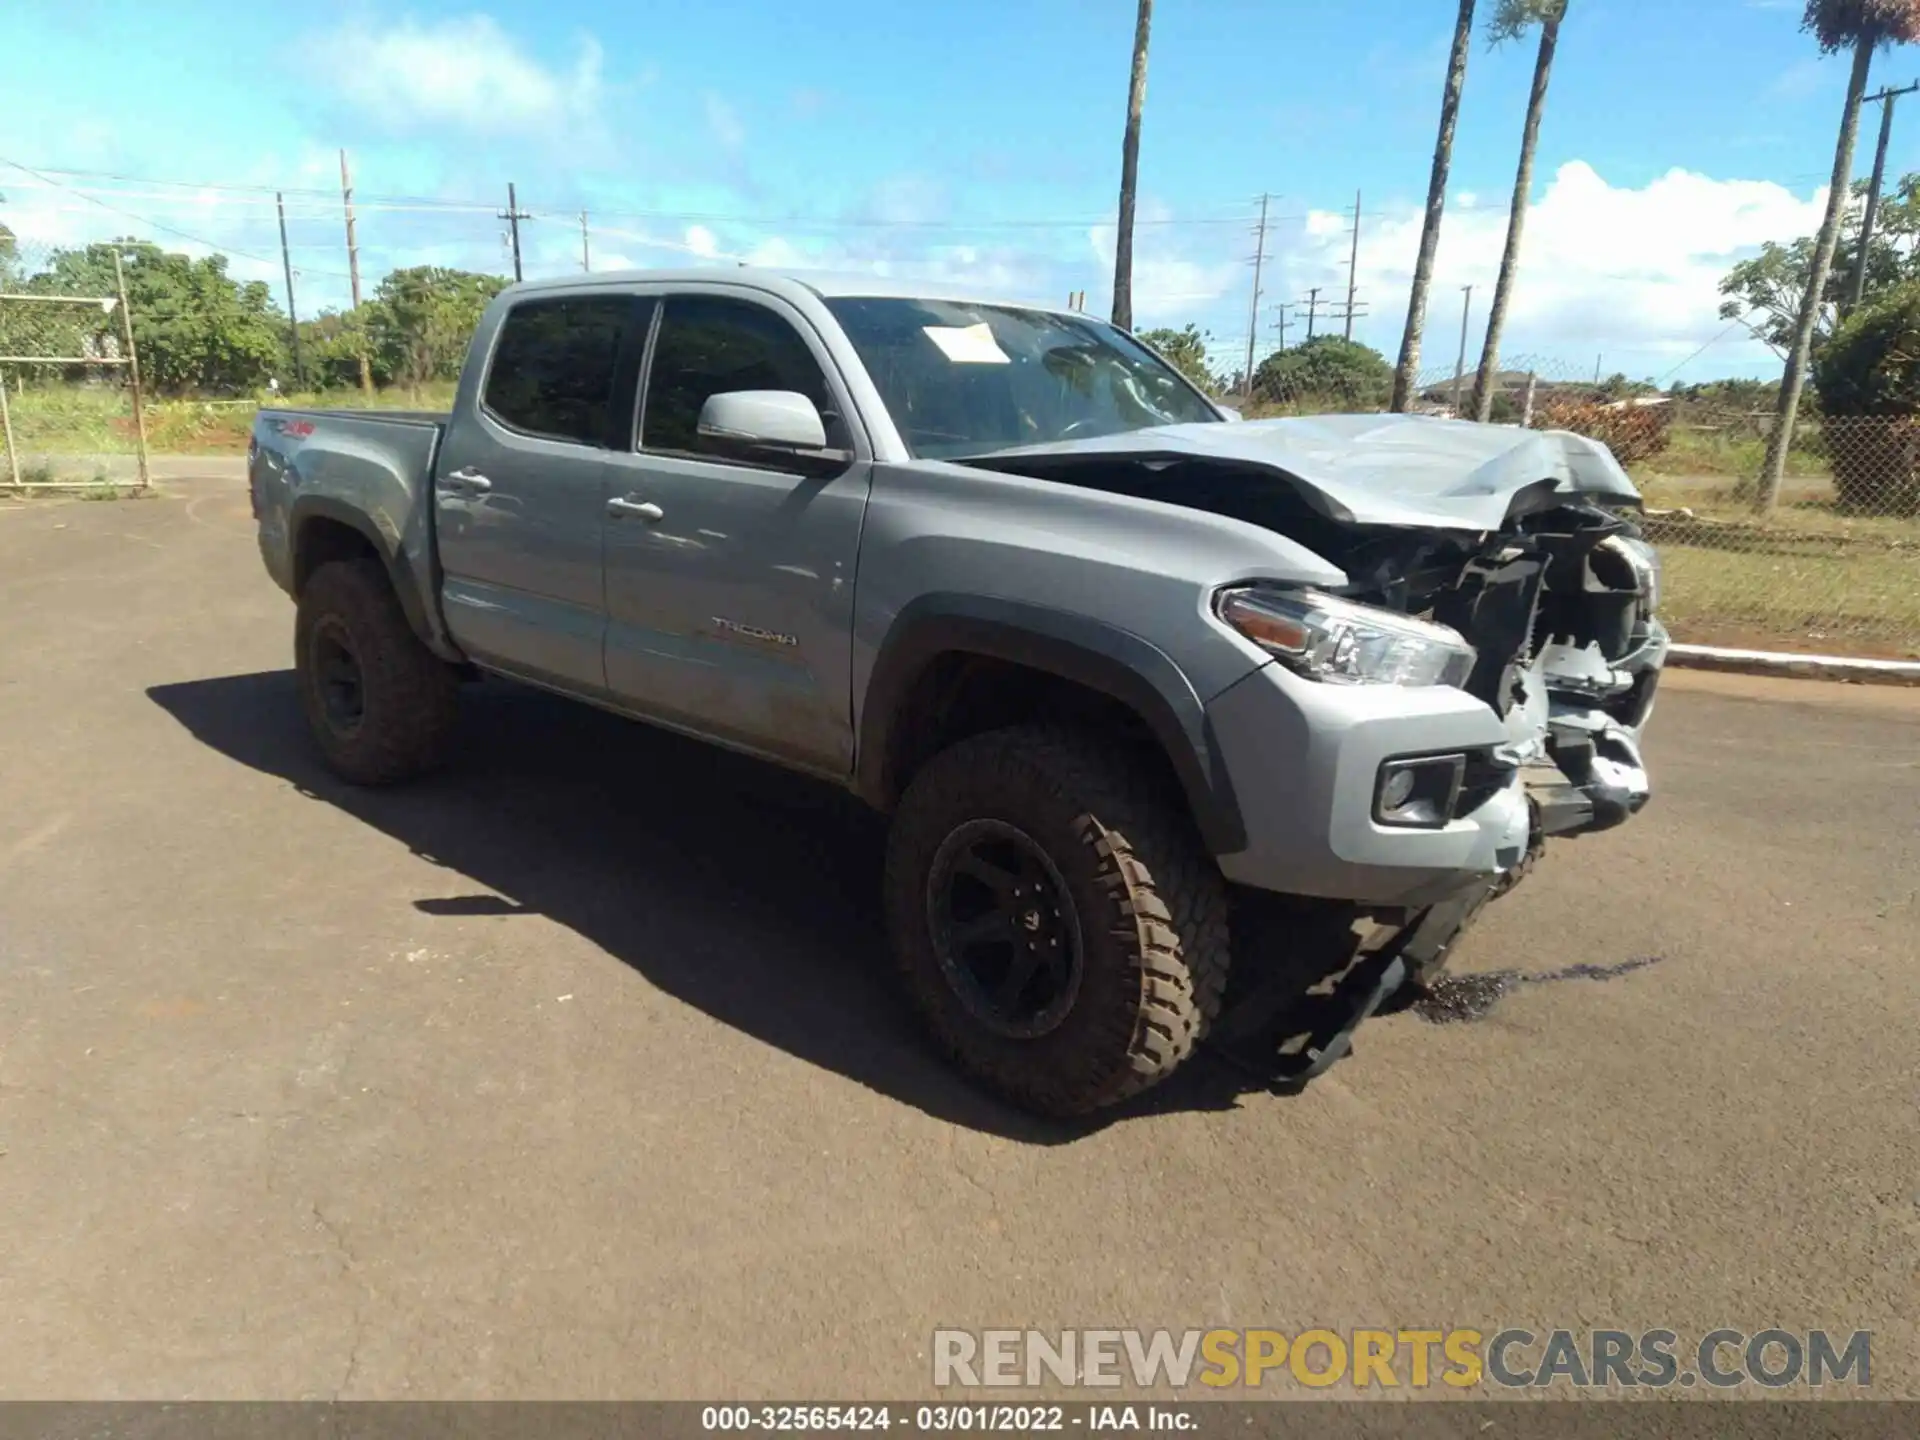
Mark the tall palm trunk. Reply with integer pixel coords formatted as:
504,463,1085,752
1759,35,1875,512
1470,7,1562,422
1392,0,1478,412
1111,0,1153,332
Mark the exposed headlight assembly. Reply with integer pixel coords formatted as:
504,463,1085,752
1216,587,1477,688
1605,534,1662,612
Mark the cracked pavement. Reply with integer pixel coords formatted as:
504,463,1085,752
0,472,1916,1399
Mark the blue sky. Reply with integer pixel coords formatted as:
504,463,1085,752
1,0,1905,381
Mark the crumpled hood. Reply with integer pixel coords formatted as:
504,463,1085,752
970,412,1643,531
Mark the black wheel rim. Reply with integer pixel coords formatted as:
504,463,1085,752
312,618,365,736
925,819,1084,1040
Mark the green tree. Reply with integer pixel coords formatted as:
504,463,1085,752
299,307,394,390
1110,0,1154,331
1808,276,1920,510
1254,335,1394,409
1137,324,1217,392
1469,0,1568,422
1719,172,1920,353
368,267,508,396
1393,0,1479,412
1759,0,1920,512
22,240,286,394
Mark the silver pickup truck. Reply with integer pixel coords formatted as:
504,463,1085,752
249,268,1667,1117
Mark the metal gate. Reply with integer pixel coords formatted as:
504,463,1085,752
0,239,150,492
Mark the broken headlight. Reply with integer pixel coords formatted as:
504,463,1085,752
1605,535,1662,612
1216,587,1477,688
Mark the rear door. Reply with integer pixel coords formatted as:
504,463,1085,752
600,288,872,776
435,292,650,693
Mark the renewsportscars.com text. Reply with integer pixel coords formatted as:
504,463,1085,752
932,1328,1872,1391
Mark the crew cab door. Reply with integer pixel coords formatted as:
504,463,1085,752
434,292,650,694
600,288,872,776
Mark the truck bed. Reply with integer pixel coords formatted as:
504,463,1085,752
250,406,453,658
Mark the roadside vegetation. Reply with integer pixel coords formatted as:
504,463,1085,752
2,381,458,455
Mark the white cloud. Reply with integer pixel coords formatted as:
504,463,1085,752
1084,198,1246,325
863,174,947,227
312,15,603,138
704,94,746,153
1280,161,1827,378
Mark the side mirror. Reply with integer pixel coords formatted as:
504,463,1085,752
698,389,827,449
697,390,846,466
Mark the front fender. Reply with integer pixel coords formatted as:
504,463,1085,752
856,592,1248,857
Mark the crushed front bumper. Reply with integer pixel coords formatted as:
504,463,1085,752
1204,618,1667,908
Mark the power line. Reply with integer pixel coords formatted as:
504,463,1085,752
1655,322,1744,383
4,164,1273,232
0,156,352,278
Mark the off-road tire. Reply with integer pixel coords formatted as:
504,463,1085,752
294,558,459,786
884,724,1231,1117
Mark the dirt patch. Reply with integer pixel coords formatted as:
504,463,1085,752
1416,955,1666,1025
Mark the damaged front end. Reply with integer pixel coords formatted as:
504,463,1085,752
1210,498,1668,1091
962,415,1669,1091
1367,495,1669,843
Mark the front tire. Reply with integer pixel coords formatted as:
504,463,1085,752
884,725,1231,1118
294,558,459,786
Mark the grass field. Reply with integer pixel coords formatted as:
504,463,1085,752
1640,421,1833,484
1635,472,1920,658
2,381,457,455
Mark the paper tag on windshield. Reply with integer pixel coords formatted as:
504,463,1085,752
922,323,1010,364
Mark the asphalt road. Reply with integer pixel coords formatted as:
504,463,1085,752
1,474,1915,1401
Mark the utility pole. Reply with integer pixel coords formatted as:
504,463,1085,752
580,211,591,273
1451,284,1474,414
1303,287,1322,342
113,249,150,491
1344,190,1363,341
1272,303,1292,354
499,183,529,282
276,192,304,389
339,150,372,394
1243,193,1271,402
1846,80,1920,312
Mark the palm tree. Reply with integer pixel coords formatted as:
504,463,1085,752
1392,0,1479,412
1758,0,1920,511
1469,0,1568,423
1111,0,1154,331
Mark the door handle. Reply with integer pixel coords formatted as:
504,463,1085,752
442,467,492,494
607,496,664,521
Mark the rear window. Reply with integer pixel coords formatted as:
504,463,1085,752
483,296,639,446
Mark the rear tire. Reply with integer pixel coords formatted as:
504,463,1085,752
884,724,1230,1118
295,558,459,786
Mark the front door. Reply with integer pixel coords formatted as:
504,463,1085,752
601,290,872,776
435,292,649,694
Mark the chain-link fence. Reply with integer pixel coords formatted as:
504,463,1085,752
1238,356,1920,661
0,236,151,491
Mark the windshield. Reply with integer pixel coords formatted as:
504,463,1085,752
823,297,1222,458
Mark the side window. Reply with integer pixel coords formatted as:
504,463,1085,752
642,296,837,457
483,295,640,447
